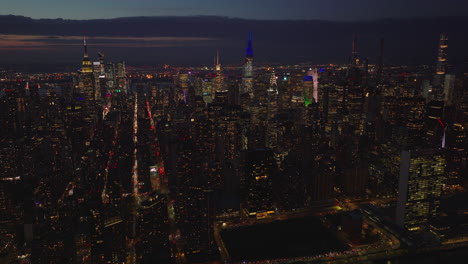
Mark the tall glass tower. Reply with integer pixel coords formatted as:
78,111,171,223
433,33,449,95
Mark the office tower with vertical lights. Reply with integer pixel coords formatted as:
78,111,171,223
396,149,445,231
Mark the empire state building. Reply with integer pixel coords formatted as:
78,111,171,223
79,37,95,102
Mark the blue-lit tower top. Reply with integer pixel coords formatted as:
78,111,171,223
242,32,254,94
245,32,253,58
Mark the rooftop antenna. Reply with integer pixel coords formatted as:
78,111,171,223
83,31,88,57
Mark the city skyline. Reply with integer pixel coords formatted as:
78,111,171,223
2,0,468,21
1,3,468,264
0,15,468,69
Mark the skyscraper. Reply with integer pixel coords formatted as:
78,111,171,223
243,149,276,219
213,50,224,92
303,68,320,106
351,34,358,66
242,32,254,95
443,74,456,106
433,33,449,96
303,70,314,106
94,52,106,99
376,38,384,85
115,61,127,94
395,149,445,231
215,49,221,72
79,37,95,102
268,68,278,93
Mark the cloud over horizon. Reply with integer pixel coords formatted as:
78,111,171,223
0,34,217,50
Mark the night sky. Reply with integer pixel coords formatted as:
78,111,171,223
2,0,468,21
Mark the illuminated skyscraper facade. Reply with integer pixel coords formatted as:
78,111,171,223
433,33,448,96
213,50,224,92
312,68,319,103
79,37,95,102
396,149,445,231
268,69,277,89
303,68,319,106
303,69,313,106
115,61,127,94
93,52,107,99
242,32,254,95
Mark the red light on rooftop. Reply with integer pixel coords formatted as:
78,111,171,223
437,118,445,129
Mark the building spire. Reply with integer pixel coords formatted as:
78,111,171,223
215,49,221,71
245,32,253,58
83,35,89,58
81,35,93,74
377,38,384,84
242,32,254,95
352,33,358,66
